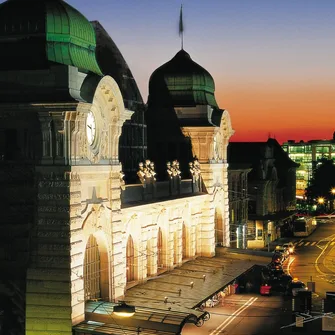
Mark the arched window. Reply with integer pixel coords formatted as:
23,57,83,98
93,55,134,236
157,228,163,269
84,235,101,300
146,239,153,277
182,224,187,259
215,209,224,246
173,231,178,265
126,235,135,282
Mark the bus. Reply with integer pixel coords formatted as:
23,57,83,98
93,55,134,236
292,216,317,237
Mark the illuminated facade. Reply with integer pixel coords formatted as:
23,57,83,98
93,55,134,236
228,165,251,249
282,137,335,197
0,1,234,334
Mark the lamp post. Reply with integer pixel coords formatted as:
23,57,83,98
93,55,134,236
113,301,135,318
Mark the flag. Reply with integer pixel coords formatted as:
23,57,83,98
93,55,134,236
179,5,184,37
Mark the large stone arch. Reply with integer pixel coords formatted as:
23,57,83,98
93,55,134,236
214,207,224,247
155,209,169,270
81,207,112,301
126,235,135,282
123,214,142,283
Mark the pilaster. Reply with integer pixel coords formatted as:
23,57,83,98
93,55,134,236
26,167,81,335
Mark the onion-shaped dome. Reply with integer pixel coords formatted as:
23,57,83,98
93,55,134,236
148,49,218,108
0,0,102,75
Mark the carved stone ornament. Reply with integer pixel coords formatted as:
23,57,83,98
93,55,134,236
119,170,125,185
167,160,181,179
189,158,201,181
137,160,156,184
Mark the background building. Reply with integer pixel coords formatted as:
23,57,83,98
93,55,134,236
282,133,335,197
228,139,298,248
228,164,251,249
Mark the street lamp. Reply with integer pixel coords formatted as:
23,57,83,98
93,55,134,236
317,197,325,205
113,301,135,317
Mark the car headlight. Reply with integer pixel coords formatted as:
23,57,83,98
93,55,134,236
289,247,293,253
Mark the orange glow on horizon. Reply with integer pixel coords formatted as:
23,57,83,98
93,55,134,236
216,83,335,144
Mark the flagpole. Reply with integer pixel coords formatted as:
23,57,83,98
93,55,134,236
179,4,184,50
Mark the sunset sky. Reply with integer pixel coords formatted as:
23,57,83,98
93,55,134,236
11,0,335,144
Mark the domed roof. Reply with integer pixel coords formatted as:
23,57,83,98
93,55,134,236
148,49,218,108
0,0,102,75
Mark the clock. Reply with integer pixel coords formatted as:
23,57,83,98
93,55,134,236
86,111,96,145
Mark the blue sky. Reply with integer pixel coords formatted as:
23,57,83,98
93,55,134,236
1,0,335,142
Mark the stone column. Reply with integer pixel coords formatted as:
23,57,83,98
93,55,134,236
26,167,81,335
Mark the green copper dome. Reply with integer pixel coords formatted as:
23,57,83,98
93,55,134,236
148,49,218,108
0,0,102,75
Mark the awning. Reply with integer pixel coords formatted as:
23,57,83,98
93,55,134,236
74,252,270,335
74,303,202,335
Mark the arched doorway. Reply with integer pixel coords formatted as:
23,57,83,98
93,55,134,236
126,235,135,282
146,239,154,277
84,235,101,300
215,208,224,246
157,228,163,270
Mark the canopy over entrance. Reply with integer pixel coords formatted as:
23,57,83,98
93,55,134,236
74,252,270,335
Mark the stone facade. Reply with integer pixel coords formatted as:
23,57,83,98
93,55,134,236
0,75,233,335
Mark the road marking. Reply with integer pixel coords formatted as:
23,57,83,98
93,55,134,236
287,257,295,277
305,242,310,246
315,234,335,276
209,297,258,335
298,242,304,246
331,242,335,246
311,242,316,246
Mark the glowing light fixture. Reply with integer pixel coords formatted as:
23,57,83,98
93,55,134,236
331,188,335,195
317,197,325,204
113,302,135,317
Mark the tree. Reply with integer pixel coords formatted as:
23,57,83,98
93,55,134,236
305,159,335,212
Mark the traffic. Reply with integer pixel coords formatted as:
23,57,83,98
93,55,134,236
260,243,309,297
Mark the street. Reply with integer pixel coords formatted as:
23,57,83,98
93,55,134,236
182,220,335,334
182,293,290,335
287,220,335,309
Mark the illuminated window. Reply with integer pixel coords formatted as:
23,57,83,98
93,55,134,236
173,231,178,264
126,235,135,282
84,235,101,300
182,224,186,259
215,209,223,246
157,228,163,269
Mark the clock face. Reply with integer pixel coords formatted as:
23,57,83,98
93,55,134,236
86,111,96,145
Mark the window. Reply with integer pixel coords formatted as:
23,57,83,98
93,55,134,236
84,235,101,300
126,235,135,282
257,229,263,240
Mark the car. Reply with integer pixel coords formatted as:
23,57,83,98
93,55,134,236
282,242,295,254
272,251,285,264
287,279,308,296
275,245,290,258
268,266,285,280
260,283,272,296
